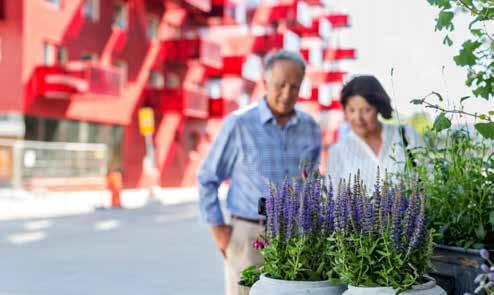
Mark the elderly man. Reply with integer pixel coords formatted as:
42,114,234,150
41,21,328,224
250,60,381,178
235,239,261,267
198,50,321,295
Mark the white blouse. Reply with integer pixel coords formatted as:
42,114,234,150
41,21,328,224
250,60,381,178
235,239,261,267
326,123,423,191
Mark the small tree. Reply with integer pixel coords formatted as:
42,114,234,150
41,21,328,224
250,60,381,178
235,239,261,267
421,0,494,138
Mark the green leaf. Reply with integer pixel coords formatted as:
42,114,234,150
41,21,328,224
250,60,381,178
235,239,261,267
410,99,424,105
460,96,470,103
431,91,444,101
435,10,454,31
433,112,452,132
489,211,494,226
454,40,482,66
475,224,486,240
474,122,494,139
443,35,453,46
489,111,494,116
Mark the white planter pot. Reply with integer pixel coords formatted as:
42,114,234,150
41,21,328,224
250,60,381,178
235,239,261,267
343,277,446,295
249,274,346,295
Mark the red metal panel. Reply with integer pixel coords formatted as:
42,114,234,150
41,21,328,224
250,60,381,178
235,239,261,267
32,63,123,99
327,14,349,28
183,85,209,118
147,89,184,112
325,48,356,60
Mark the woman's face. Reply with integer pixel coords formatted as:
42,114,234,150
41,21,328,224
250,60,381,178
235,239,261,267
344,95,380,137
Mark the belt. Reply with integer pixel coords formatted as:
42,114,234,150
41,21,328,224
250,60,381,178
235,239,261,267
231,214,266,226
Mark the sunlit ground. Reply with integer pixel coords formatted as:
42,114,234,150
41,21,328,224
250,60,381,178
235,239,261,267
0,202,224,295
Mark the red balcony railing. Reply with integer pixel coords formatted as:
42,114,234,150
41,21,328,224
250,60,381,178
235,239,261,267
183,85,209,119
325,48,357,61
326,14,350,28
32,63,123,99
209,98,238,118
146,86,209,119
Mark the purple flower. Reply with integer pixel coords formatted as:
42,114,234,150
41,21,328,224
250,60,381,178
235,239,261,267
489,272,494,281
265,183,277,239
482,263,490,273
481,249,490,260
408,191,426,250
391,188,402,249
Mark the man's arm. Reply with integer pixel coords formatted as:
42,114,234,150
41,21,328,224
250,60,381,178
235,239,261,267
197,115,238,255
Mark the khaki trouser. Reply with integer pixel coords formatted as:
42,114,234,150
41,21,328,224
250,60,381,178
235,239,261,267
224,218,264,295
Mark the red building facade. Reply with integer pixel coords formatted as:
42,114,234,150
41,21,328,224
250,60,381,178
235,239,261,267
0,0,355,189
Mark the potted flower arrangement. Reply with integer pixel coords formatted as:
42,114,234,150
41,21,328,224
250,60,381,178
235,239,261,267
411,128,494,294
238,264,261,295
331,173,446,294
465,249,494,295
249,175,346,295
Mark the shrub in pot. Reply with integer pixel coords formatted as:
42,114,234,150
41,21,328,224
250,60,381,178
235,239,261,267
249,175,346,295
331,173,445,294
411,128,494,294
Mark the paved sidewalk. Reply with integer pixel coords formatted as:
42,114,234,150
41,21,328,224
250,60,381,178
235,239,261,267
0,185,228,221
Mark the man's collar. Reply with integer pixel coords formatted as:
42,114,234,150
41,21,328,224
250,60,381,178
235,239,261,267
259,97,300,126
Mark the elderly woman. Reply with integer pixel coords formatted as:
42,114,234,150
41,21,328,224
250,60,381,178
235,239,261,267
327,75,423,189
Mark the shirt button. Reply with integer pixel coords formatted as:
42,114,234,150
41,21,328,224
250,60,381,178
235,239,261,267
285,169,289,174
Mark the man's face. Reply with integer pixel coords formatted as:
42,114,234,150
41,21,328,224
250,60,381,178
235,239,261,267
264,60,305,117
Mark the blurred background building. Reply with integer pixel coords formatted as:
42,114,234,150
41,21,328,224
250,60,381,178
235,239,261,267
0,0,355,190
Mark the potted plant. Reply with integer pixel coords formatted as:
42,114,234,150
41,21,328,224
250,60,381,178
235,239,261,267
239,264,261,295
466,249,494,294
410,127,494,294
331,173,446,294
249,175,346,295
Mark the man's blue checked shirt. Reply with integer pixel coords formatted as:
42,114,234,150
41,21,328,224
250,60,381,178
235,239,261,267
198,98,322,225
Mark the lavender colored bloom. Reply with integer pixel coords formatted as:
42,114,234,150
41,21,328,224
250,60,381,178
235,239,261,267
391,188,402,249
475,274,484,284
489,272,494,281
298,181,312,235
482,264,490,273
408,191,426,251
481,249,490,260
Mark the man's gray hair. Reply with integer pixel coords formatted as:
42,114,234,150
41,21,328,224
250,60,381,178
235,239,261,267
263,50,306,73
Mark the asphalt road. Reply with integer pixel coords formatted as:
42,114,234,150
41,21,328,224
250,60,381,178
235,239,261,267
0,201,225,295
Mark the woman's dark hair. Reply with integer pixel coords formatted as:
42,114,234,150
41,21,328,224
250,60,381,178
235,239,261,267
340,75,393,119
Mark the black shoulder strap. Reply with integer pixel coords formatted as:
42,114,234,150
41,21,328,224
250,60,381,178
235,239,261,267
400,125,417,168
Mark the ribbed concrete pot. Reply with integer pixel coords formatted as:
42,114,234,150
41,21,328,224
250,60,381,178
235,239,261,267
343,277,446,295
249,274,346,295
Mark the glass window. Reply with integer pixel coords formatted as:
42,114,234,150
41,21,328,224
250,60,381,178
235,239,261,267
112,59,128,84
81,51,98,62
113,3,128,30
56,46,68,65
45,0,61,9
147,14,159,40
148,70,164,89
83,0,99,22
43,43,56,66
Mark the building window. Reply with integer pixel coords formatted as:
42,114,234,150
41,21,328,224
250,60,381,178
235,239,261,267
113,3,128,30
112,59,128,84
43,43,56,66
81,52,98,62
45,0,61,9
147,14,159,40
148,70,164,89
83,0,99,22
43,43,67,66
